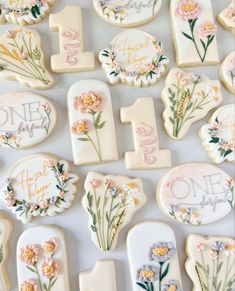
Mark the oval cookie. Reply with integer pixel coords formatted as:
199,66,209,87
0,92,56,149
157,163,234,225
220,51,235,95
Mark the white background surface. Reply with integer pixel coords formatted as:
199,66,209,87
0,1,234,290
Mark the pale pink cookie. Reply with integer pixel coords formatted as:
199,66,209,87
171,0,219,67
157,163,235,225
186,234,235,290
0,154,79,224
82,172,147,251
161,68,222,140
0,28,54,89
218,0,235,36
220,51,235,95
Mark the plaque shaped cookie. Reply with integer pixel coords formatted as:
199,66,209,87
218,0,235,36
0,92,57,149
220,51,235,95
93,0,162,28
17,225,70,291
127,221,182,291
186,234,235,291
171,0,219,67
157,163,235,225
79,260,117,291
0,0,54,25
0,214,12,291
99,30,169,87
82,172,147,251
0,28,54,89
161,68,222,140
68,80,118,166
200,104,235,164
0,154,79,224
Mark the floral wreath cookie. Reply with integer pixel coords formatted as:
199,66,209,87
0,0,54,25
218,0,235,36
0,154,79,224
157,163,235,225
93,0,162,28
200,104,235,164
220,51,235,95
99,29,169,87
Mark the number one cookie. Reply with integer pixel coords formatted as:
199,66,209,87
121,98,171,170
49,6,95,73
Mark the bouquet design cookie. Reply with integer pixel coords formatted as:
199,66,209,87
127,221,182,291
220,51,235,95
186,234,235,291
161,68,222,139
157,163,234,225
50,6,95,73
99,30,169,87
0,154,79,224
121,97,171,169
93,0,162,28
79,260,117,291
0,213,12,291
68,80,118,166
17,225,70,291
0,0,53,25
82,172,147,251
0,92,56,149
171,0,219,67
0,28,54,89
218,0,235,36
200,104,235,164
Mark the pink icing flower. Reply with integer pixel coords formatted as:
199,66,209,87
45,159,57,168
176,0,201,21
5,30,16,38
43,238,57,255
104,179,112,190
180,78,188,87
89,179,99,188
42,103,51,111
20,279,38,291
198,21,217,37
73,91,103,113
20,245,40,265
71,120,90,135
209,249,219,260
58,191,65,199
39,200,49,209
223,6,235,23
196,243,205,251
225,177,234,188
42,259,58,278
5,198,15,207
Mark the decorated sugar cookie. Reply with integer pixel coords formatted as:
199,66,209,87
0,92,57,149
121,97,171,169
218,0,235,36
99,30,169,87
17,225,70,291
186,234,235,291
200,104,235,164
161,68,222,140
50,6,95,73
82,172,147,251
0,28,54,89
171,0,219,67
0,154,79,224
68,80,118,166
127,221,182,291
79,260,117,291
0,0,54,25
0,213,12,291
93,0,162,28
220,51,235,95
157,163,234,225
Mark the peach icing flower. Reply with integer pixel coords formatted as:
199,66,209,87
5,30,16,38
45,159,57,168
5,197,15,207
196,243,205,251
104,179,112,189
39,200,49,209
73,91,103,113
42,103,50,111
223,6,235,23
42,259,58,278
58,191,65,199
20,245,40,265
176,0,201,21
209,249,219,260
71,120,90,135
89,179,99,188
43,238,57,255
198,21,217,37
225,177,234,188
20,280,38,291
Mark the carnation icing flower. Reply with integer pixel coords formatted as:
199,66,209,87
72,120,90,135
149,242,176,262
42,259,58,278
89,179,99,189
20,279,38,291
73,91,103,113
43,238,57,255
136,265,160,283
20,245,40,265
176,0,201,21
103,179,112,189
198,21,217,37
161,280,182,291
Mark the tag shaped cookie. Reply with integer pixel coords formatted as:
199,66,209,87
68,80,118,166
0,92,57,149
161,68,222,140
50,6,95,73
0,0,54,25
0,28,54,89
127,221,182,291
82,172,147,251
157,163,235,225
0,154,79,224
220,51,235,95
186,234,235,291
0,214,12,291
218,0,235,36
121,97,171,169
79,260,117,291
93,0,162,28
99,30,169,87
17,225,70,291
171,0,219,67
200,104,235,164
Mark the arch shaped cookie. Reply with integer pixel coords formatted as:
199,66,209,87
220,51,235,95
218,0,235,36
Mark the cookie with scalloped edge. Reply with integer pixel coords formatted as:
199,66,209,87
220,51,235,95
218,0,235,36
